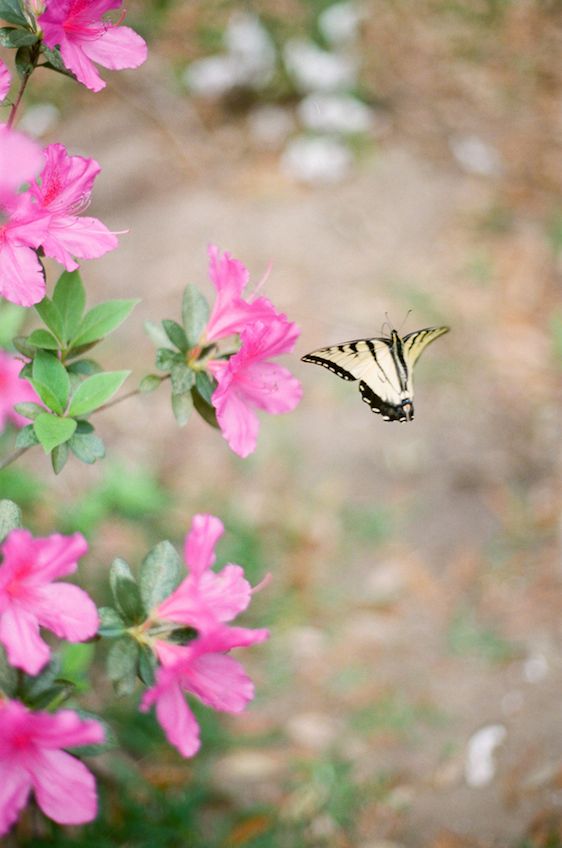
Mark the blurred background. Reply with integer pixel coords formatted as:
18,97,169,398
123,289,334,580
2,1,562,846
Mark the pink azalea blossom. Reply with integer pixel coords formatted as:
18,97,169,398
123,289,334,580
155,514,256,632
0,60,11,102
0,127,47,306
28,143,118,270
203,244,281,343
209,318,303,457
39,0,148,93
0,697,104,836
142,624,268,758
0,350,42,430
0,529,98,675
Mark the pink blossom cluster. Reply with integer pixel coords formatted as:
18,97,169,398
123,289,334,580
0,528,102,835
141,513,269,758
0,129,118,307
203,245,303,457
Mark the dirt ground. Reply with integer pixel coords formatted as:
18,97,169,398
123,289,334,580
17,3,562,845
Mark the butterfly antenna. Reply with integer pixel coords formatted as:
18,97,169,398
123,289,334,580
398,309,413,333
381,311,393,337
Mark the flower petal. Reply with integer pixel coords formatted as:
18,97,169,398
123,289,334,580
33,583,98,642
0,605,50,674
81,25,147,71
31,748,99,825
0,762,31,837
183,653,255,713
0,59,11,102
0,240,46,307
212,381,260,458
41,215,118,269
154,680,201,758
184,514,224,577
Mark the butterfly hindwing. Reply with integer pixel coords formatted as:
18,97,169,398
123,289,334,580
302,324,449,423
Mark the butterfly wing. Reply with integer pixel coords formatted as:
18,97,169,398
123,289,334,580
401,326,450,368
302,338,410,421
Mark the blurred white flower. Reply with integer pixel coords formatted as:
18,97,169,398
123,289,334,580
224,12,276,84
318,2,364,46
184,12,275,97
247,105,295,149
18,103,59,138
281,135,352,185
464,724,506,787
297,92,373,134
283,39,357,93
449,134,503,177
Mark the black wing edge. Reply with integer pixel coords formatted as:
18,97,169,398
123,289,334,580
358,380,411,422
301,352,358,382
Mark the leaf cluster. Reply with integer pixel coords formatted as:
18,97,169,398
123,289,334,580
13,270,137,474
0,0,76,80
145,283,220,428
99,541,196,696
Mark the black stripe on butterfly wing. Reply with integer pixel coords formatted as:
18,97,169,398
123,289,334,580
358,380,412,422
401,326,449,368
301,349,359,381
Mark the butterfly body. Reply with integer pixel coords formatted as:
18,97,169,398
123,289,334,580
301,326,449,422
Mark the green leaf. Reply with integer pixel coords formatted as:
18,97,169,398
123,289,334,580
68,430,105,464
31,351,69,414
40,45,72,77
0,0,29,27
140,540,182,611
35,297,64,342
51,441,69,474
68,370,129,417
0,302,25,345
34,413,76,453
15,44,33,77
0,646,17,696
182,284,209,347
0,499,22,542
171,362,195,396
98,607,126,639
0,26,37,47
172,390,193,427
71,299,139,347
145,319,173,349
192,387,219,428
162,319,188,352
195,370,216,404
139,374,162,393
12,401,43,421
52,270,86,343
107,637,139,696
26,329,60,350
67,358,102,376
15,423,39,448
155,347,182,372
12,336,36,358
138,643,156,687
109,558,145,624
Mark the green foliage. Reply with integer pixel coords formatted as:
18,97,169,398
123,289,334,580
98,607,127,639
109,558,146,625
0,498,22,542
107,636,140,696
140,541,183,610
182,284,210,347
0,300,26,345
34,412,76,453
31,350,70,414
68,370,130,416
0,0,30,27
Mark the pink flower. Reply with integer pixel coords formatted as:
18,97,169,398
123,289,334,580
204,244,280,343
0,127,47,307
0,60,11,102
155,514,256,631
0,698,104,836
209,318,302,457
28,143,118,270
142,625,268,758
39,0,148,93
0,529,98,675
0,350,42,430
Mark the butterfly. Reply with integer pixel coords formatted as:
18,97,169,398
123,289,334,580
301,325,449,422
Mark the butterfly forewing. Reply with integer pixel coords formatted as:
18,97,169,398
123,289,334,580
301,324,449,423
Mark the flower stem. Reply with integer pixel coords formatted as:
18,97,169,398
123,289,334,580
7,45,40,129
